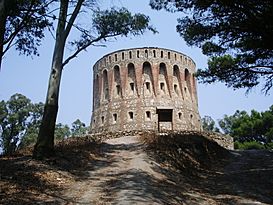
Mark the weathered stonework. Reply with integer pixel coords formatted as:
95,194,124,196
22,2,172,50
90,47,202,133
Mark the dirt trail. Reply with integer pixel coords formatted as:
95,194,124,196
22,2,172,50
63,136,184,204
62,136,273,205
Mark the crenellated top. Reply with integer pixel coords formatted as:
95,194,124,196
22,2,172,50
93,47,196,74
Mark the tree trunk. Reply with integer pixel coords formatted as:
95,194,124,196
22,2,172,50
33,0,68,159
0,0,7,70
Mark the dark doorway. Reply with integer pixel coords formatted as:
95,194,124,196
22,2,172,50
156,108,173,132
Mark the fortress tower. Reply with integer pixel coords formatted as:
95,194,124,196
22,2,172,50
90,47,202,133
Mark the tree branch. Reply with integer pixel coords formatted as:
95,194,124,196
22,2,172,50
63,0,84,41
62,33,122,67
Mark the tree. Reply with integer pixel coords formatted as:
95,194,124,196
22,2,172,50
19,102,44,148
201,115,220,132
54,123,70,140
71,119,87,137
219,106,273,144
33,0,156,159
0,94,32,154
0,0,52,70
150,0,273,93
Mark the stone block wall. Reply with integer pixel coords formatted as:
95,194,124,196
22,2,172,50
90,47,202,133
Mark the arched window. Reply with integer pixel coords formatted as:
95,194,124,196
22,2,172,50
114,65,121,97
127,63,136,95
185,68,191,95
102,70,109,100
143,62,153,95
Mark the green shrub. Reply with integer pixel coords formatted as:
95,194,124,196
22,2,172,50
234,141,265,150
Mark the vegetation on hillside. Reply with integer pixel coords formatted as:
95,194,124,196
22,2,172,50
202,105,273,150
0,93,88,155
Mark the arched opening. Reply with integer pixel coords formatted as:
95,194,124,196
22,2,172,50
127,63,137,95
113,65,122,97
102,70,109,100
142,61,154,95
185,68,192,97
173,65,182,97
159,63,169,96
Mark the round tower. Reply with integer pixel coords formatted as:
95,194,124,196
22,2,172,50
91,47,202,133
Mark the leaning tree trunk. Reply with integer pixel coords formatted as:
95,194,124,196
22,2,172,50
33,0,68,159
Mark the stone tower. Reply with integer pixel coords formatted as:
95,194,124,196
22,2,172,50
90,47,202,133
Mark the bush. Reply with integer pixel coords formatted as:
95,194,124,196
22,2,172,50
234,141,265,150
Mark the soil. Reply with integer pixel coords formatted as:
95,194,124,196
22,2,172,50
1,135,273,204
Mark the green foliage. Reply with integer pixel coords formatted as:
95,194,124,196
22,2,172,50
1,0,52,60
234,141,265,150
201,116,220,132
219,105,273,149
0,94,32,154
71,119,87,137
150,0,273,93
0,93,89,154
93,8,157,37
55,123,71,141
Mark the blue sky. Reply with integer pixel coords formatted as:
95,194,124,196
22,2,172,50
0,0,272,127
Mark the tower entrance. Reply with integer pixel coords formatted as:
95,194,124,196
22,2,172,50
156,108,173,132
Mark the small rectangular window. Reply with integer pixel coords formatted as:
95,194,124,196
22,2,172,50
153,50,156,57
146,111,151,120
113,113,117,122
168,52,170,59
122,52,124,60
115,54,117,61
129,51,132,59
174,84,178,94
137,50,140,58
161,51,163,58
101,116,104,124
130,82,134,91
178,112,182,120
160,82,165,91
116,85,121,95
145,82,150,90
128,112,134,120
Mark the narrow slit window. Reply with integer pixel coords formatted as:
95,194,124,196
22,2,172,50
168,52,170,59
130,82,134,91
146,111,151,120
145,82,150,90
174,54,177,60
115,54,117,61
160,82,165,91
122,52,124,60
145,49,148,58
178,112,182,120
129,51,132,59
137,50,140,58
101,116,104,124
161,51,163,58
153,50,156,57
174,84,178,94
116,85,121,95
113,113,117,122
109,56,111,63
128,112,134,120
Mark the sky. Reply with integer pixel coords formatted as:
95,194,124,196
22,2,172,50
0,0,272,127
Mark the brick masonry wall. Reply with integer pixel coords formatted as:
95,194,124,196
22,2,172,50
90,47,202,133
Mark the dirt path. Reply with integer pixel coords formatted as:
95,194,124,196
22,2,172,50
61,136,273,205
63,135,185,204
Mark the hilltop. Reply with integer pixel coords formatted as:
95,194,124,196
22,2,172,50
1,132,273,204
